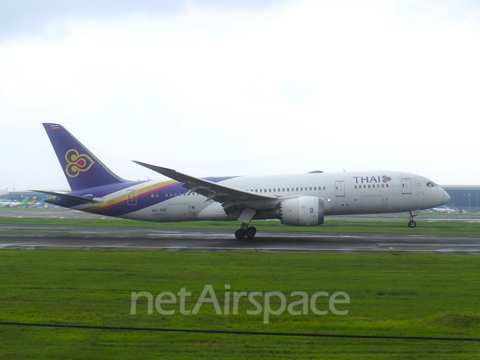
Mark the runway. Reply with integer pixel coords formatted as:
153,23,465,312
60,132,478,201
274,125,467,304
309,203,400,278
1,224,479,254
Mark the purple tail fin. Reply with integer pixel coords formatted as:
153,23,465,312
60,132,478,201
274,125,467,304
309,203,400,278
43,123,126,191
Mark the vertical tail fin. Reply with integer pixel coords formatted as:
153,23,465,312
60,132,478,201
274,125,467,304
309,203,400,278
43,123,126,191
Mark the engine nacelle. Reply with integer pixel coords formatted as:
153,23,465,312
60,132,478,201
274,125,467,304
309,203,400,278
280,196,325,226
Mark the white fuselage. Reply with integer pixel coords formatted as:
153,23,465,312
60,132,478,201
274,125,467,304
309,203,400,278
74,170,449,224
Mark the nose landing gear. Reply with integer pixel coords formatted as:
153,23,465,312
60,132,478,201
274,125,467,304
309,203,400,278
408,211,419,228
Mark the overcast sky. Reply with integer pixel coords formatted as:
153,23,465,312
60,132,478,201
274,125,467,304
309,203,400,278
1,0,479,191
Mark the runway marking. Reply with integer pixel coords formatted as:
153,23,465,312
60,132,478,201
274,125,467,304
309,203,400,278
1,245,479,254
380,244,480,247
0,244,23,249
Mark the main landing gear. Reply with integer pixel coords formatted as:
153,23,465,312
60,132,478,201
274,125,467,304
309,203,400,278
408,211,419,228
235,209,257,239
235,223,257,239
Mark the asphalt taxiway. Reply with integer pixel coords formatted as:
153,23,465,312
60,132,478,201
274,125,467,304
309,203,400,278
1,224,479,255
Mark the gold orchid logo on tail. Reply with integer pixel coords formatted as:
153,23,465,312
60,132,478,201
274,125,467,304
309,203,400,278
65,149,95,177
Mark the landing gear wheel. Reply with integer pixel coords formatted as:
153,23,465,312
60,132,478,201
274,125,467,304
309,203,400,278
235,229,246,239
246,226,257,239
408,211,419,228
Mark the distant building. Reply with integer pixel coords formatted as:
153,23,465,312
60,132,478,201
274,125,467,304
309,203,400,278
0,191,35,202
442,186,480,213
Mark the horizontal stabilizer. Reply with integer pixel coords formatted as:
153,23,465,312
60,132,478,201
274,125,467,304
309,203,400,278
31,190,102,203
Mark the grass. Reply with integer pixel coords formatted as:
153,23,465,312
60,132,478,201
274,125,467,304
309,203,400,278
1,216,480,235
1,250,480,359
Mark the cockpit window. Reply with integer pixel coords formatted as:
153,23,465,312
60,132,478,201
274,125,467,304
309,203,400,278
427,182,437,187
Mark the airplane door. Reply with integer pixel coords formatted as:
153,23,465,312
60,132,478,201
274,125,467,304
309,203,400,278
401,178,412,194
127,190,137,205
335,181,345,197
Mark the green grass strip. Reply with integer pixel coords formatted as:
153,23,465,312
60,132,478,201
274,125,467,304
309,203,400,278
1,251,480,358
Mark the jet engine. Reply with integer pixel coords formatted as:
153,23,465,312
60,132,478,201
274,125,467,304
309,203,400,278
280,196,325,226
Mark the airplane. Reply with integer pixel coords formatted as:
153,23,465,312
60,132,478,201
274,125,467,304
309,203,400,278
431,206,456,214
0,200,12,208
35,123,451,239
34,198,46,208
14,197,36,208
9,197,31,208
26,197,37,207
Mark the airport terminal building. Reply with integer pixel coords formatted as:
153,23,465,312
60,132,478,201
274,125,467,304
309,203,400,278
442,186,480,213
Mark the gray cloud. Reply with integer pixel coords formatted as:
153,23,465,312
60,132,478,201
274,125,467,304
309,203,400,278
280,80,317,104
194,0,286,11
0,1,183,41
0,0,287,42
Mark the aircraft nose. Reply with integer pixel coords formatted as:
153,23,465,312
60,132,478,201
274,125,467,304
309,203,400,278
442,188,451,204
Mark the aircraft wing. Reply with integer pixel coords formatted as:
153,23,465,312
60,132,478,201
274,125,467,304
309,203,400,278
133,161,277,211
